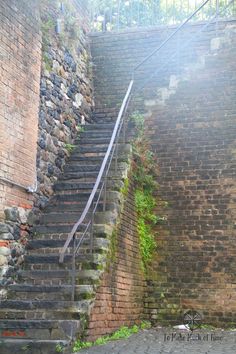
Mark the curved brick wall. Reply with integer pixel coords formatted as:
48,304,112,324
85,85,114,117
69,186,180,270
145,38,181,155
145,26,236,326
90,20,236,325
87,181,145,340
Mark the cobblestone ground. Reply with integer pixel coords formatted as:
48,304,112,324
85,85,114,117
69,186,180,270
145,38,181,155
76,328,236,354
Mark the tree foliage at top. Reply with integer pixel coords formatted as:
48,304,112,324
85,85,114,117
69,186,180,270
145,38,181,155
88,0,233,31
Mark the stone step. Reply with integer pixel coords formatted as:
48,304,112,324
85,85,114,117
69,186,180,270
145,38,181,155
53,181,97,192
77,137,112,144
0,299,91,317
49,190,120,204
0,309,80,321
19,269,72,281
19,269,102,284
83,123,115,131
44,200,116,212
73,145,109,154
24,253,103,264
71,151,110,158
0,319,81,340
27,238,109,255
60,171,101,180
0,298,91,312
63,160,128,173
60,173,99,181
7,284,95,301
69,143,131,160
39,205,117,224
23,253,105,272
35,210,117,231
0,339,70,354
51,191,96,202
55,181,124,195
63,164,101,173
58,175,97,183
61,165,127,179
32,223,87,235
54,178,123,194
73,141,127,155
30,224,113,240
69,152,129,162
69,155,105,162
29,232,80,241
79,131,112,140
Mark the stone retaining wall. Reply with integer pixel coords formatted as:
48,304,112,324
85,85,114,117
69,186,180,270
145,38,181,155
0,0,94,289
35,0,94,212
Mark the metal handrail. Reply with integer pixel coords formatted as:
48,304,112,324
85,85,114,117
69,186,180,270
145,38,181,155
59,80,133,263
58,0,232,300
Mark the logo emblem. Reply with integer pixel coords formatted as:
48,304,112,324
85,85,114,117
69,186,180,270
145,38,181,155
183,310,202,331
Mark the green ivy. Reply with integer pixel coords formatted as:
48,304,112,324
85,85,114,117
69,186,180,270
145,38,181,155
131,111,163,270
135,190,157,266
41,17,54,71
64,143,75,153
120,177,129,196
55,343,64,353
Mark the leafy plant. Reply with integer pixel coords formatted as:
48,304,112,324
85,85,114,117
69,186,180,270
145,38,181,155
73,340,93,352
140,320,152,329
42,52,53,71
41,17,54,71
62,0,82,41
132,124,157,263
73,323,148,352
130,111,166,269
110,325,139,339
120,177,129,196
55,343,64,353
198,324,216,330
130,111,145,134
135,190,157,266
77,125,85,133
64,143,75,153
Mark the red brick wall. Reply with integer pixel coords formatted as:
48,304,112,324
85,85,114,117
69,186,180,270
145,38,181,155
0,0,41,218
91,21,236,326
87,181,146,341
144,28,236,326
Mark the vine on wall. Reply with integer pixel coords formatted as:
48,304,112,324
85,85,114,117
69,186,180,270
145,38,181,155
130,112,166,270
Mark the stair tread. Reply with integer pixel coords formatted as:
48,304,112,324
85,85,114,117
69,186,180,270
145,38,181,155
83,123,115,129
27,238,108,248
24,253,101,264
0,339,69,344
19,269,101,278
30,224,112,240
0,319,75,327
8,284,94,292
0,299,91,310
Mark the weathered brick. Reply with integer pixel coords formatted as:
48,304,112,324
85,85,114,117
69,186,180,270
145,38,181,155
0,0,41,217
87,181,145,340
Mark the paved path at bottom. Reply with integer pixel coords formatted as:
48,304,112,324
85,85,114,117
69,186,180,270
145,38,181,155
76,328,236,354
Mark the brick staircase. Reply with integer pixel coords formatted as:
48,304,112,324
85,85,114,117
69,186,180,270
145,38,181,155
0,123,131,354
